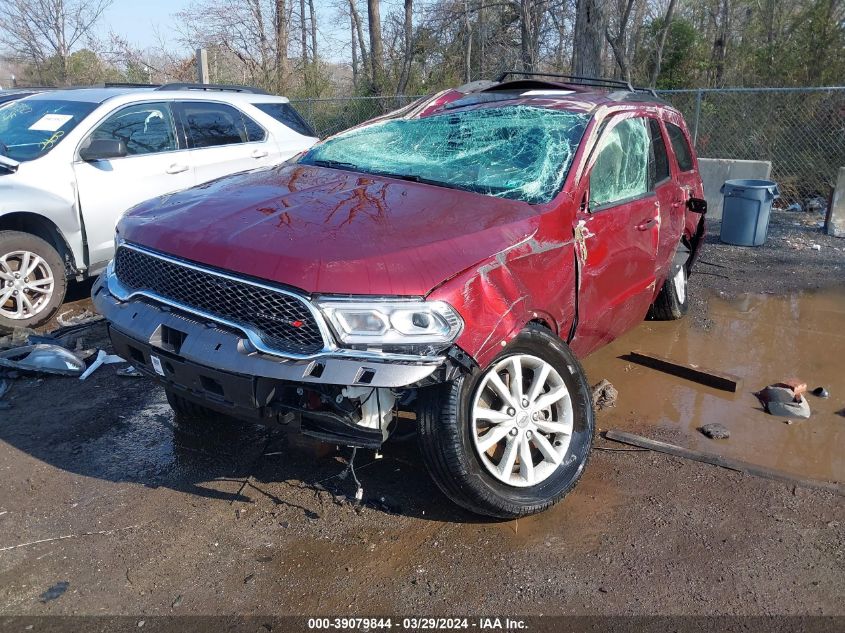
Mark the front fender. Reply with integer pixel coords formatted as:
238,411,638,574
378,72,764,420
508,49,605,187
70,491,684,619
428,231,577,369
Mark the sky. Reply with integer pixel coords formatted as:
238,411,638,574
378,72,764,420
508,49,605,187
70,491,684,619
102,0,189,50
99,0,353,62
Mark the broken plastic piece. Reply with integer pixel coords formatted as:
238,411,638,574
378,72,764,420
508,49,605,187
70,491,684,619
0,344,86,376
116,366,143,378
79,349,125,381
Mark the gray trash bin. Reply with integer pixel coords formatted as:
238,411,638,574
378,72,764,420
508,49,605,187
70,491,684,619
719,179,780,246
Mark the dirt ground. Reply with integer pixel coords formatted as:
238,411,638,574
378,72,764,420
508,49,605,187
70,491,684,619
0,211,843,621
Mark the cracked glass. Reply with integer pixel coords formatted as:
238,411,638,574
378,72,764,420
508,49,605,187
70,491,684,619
589,117,650,208
301,105,589,204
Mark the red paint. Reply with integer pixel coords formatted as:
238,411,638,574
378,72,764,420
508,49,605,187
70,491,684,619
118,89,705,368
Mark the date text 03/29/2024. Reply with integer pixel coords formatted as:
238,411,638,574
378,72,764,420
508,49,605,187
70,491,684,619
306,617,529,630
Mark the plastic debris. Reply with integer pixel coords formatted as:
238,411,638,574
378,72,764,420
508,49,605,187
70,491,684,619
116,366,143,378
39,581,69,603
699,423,731,439
0,344,86,377
56,308,98,327
79,349,125,381
755,383,812,419
812,244,821,251
0,327,37,351
812,386,830,398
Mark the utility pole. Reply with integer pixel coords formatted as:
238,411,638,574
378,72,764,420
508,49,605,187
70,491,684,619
196,48,210,84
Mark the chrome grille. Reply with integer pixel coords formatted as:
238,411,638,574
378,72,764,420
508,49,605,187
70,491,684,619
113,246,325,355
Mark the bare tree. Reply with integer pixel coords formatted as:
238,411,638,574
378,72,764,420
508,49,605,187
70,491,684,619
572,0,605,77
397,0,413,93
367,0,385,91
0,0,112,82
605,0,636,83
650,0,678,86
275,0,289,92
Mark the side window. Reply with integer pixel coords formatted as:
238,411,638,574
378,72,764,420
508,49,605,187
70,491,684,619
243,113,266,142
181,102,259,148
90,102,177,156
253,102,317,137
666,122,694,172
589,117,650,208
648,119,671,187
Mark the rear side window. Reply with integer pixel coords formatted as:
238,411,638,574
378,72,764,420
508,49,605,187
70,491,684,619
666,122,694,172
180,102,265,148
648,119,671,186
90,102,177,156
253,102,316,137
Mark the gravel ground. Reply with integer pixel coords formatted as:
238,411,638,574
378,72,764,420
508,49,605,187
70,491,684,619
0,211,842,622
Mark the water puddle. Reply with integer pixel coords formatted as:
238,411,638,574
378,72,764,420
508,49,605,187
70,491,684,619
582,288,845,483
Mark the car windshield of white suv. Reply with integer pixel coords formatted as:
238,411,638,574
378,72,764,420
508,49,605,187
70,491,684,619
300,105,590,204
0,99,97,163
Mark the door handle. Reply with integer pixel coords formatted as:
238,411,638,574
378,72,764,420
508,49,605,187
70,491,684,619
636,218,658,231
251,150,269,159
166,164,189,174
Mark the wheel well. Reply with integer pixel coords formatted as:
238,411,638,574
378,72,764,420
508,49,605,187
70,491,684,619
527,317,554,333
0,212,76,275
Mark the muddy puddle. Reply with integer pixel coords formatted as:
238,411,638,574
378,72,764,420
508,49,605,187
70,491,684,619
582,288,845,484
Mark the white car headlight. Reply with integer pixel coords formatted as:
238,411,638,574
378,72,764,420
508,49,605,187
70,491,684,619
317,299,463,346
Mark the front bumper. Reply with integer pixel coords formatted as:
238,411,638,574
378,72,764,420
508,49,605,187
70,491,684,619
93,275,466,445
93,275,448,389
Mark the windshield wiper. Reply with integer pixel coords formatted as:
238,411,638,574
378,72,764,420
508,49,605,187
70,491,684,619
311,159,360,172
368,170,472,192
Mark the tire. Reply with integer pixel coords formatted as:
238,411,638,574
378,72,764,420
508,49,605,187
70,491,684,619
416,324,595,518
165,388,216,423
649,247,690,321
0,230,67,331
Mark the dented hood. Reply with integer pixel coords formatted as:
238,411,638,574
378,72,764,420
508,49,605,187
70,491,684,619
118,164,541,296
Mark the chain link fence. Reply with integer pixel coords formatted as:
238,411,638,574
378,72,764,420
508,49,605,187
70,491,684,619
291,87,845,207
658,87,845,207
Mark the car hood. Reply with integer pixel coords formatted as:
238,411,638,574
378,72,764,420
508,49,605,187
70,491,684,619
118,164,541,296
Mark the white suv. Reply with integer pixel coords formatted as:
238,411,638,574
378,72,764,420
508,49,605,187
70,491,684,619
0,83,318,329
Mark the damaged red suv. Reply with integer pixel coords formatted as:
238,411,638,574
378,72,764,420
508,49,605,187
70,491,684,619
93,73,706,518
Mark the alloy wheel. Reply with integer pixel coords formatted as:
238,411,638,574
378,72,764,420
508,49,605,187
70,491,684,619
0,250,56,320
471,354,574,488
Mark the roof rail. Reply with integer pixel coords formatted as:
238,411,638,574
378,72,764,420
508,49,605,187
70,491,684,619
496,71,634,92
155,83,269,95
101,82,157,89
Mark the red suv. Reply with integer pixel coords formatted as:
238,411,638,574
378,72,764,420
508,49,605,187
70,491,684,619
93,74,706,518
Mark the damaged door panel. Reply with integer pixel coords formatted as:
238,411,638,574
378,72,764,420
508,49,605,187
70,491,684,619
570,116,659,356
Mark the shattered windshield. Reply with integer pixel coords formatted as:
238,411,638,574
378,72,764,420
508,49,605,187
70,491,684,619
300,105,589,204
0,99,96,162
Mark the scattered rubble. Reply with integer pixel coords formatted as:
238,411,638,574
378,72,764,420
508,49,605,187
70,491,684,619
591,379,618,410
699,423,731,439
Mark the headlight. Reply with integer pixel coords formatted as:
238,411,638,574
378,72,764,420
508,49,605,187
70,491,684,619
317,299,463,346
